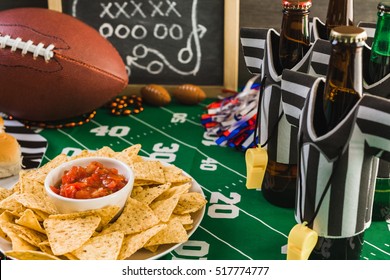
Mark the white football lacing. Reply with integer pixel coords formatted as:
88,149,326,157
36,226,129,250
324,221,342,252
0,34,54,62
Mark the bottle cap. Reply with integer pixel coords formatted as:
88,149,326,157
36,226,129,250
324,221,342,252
378,2,390,13
282,0,312,10
330,26,368,44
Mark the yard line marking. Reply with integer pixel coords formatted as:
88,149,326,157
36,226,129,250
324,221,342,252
238,208,288,239
57,129,90,150
199,225,253,260
128,115,245,178
364,241,390,257
160,107,203,127
89,119,152,156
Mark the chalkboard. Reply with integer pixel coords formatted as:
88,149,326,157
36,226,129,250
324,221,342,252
53,0,239,95
0,0,48,10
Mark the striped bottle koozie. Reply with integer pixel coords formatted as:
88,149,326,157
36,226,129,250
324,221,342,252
311,17,376,47
281,69,390,238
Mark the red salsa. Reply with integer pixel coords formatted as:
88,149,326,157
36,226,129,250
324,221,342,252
50,161,128,199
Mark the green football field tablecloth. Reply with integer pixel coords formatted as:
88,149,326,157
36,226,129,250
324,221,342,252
37,99,390,260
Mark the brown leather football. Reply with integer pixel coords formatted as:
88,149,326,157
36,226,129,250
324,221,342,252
0,8,128,122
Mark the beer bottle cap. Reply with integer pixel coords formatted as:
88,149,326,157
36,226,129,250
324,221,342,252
378,2,390,13
330,26,368,44
282,0,312,10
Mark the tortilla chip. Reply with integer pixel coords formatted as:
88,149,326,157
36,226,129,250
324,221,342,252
44,215,101,255
0,222,39,251
2,222,46,247
15,209,46,234
0,194,27,217
72,231,124,260
118,223,166,260
143,245,159,253
11,192,57,215
131,183,171,205
170,213,193,226
0,187,12,201
163,166,192,184
114,144,142,166
101,197,159,235
0,211,16,241
150,194,180,222
70,147,116,159
18,177,58,214
155,183,192,201
174,192,207,214
23,154,68,183
132,161,165,184
48,205,120,231
144,220,188,247
6,250,60,260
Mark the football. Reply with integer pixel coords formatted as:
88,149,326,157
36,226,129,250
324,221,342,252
141,84,171,107
172,84,206,105
0,8,128,122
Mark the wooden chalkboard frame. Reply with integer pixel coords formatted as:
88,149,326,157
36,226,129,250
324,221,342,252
47,0,239,96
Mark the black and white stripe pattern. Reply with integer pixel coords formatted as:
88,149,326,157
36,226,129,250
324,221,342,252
241,28,313,164
281,72,390,237
3,119,47,169
311,18,376,47
240,28,267,74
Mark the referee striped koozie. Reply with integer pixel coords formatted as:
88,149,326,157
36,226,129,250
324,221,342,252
240,27,315,207
240,27,311,165
310,17,376,47
281,69,390,238
3,119,47,169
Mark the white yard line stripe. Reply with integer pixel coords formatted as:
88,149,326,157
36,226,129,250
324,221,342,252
364,241,390,257
159,107,203,127
90,119,151,157
199,225,253,260
57,129,90,150
238,208,288,238
128,115,245,178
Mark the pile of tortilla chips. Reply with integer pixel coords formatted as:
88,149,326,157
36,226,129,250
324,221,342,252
0,144,207,260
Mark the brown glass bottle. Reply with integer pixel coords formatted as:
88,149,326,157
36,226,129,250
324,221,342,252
261,1,311,209
321,26,365,134
325,0,354,39
311,26,367,260
279,0,312,70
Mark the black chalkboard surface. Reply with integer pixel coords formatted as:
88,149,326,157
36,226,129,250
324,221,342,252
60,0,239,94
0,0,47,10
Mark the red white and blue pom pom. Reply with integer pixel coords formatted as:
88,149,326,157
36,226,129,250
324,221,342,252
201,75,261,151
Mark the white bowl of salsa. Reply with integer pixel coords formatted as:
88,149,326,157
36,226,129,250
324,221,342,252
44,157,134,214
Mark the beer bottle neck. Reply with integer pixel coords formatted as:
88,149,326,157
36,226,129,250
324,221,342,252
372,8,390,57
326,43,363,93
321,41,363,134
325,0,354,38
278,8,311,70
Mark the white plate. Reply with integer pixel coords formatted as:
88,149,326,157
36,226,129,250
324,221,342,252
0,158,206,260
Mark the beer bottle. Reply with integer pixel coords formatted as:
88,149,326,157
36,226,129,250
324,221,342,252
321,26,365,134
368,2,390,221
261,0,312,209
368,2,390,84
325,0,354,39
279,0,312,70
311,26,367,259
